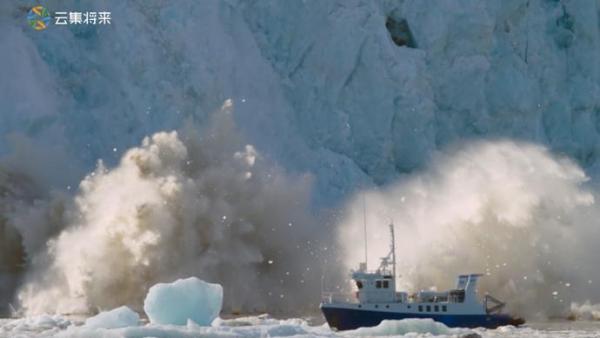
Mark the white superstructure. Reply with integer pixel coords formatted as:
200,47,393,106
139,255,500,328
322,224,507,317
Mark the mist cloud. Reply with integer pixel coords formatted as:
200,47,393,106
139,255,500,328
13,101,322,315
337,140,598,319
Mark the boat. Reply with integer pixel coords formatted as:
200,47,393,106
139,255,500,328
320,223,525,330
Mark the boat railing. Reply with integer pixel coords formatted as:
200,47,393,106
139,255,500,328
321,292,356,304
351,270,394,280
484,294,506,314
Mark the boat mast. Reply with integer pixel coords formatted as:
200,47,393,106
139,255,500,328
390,222,396,281
362,193,368,270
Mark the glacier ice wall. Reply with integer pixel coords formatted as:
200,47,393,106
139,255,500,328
242,0,600,177
1,0,600,316
3,0,599,198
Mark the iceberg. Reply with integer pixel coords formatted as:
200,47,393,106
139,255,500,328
84,306,140,329
143,277,223,326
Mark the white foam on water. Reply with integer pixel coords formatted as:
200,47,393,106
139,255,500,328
570,302,600,321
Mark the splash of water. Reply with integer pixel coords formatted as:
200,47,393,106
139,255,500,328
13,101,321,315
337,140,598,319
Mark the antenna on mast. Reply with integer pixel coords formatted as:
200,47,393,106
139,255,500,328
362,193,368,270
389,221,396,281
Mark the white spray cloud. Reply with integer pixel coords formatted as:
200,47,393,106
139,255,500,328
15,101,322,315
0,163,69,315
337,140,598,319
8,114,600,319
570,301,600,320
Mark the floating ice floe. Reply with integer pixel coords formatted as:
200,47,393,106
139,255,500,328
0,314,71,336
2,314,597,338
84,306,140,329
344,318,473,336
143,277,223,326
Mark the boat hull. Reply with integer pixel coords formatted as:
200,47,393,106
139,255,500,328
321,305,522,330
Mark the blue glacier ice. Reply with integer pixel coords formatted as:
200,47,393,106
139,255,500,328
143,277,223,326
1,0,599,200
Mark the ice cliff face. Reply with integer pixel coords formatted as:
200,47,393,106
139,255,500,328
1,0,600,315
2,0,599,200
243,0,600,179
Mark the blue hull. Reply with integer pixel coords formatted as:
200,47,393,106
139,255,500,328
321,306,520,330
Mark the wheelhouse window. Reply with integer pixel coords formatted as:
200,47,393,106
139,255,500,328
442,305,447,312
450,289,465,303
418,305,423,312
376,280,382,289
383,280,389,288
426,305,431,312
434,305,439,312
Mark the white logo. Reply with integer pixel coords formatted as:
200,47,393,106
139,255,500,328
54,11,111,25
